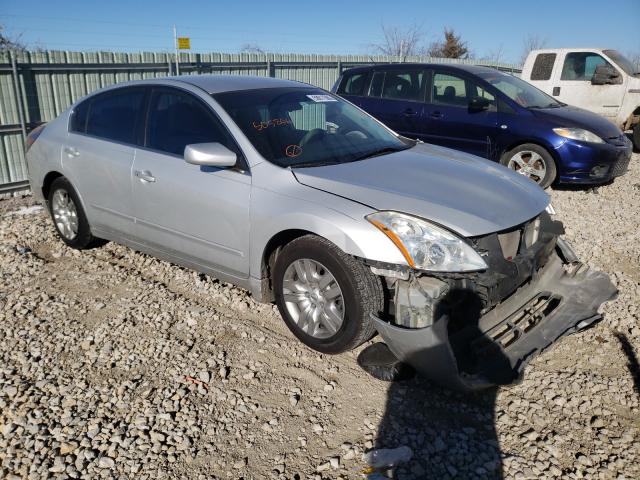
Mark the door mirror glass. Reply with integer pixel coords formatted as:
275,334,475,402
184,143,237,168
592,64,621,85
468,96,492,112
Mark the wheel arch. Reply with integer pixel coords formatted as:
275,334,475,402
42,171,64,200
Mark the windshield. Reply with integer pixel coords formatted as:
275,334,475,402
213,87,411,168
604,49,639,75
477,70,562,109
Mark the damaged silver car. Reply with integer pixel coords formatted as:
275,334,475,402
26,75,617,391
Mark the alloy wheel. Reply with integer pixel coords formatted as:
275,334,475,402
507,150,547,184
51,189,79,240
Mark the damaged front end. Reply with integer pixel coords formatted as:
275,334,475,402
369,212,618,392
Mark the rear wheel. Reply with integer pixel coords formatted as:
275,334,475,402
273,235,383,354
633,124,640,152
500,143,557,189
48,177,100,249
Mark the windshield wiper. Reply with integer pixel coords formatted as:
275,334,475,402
352,146,408,162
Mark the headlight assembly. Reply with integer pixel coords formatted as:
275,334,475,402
553,127,604,144
367,211,487,272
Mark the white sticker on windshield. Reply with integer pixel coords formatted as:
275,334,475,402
306,94,337,102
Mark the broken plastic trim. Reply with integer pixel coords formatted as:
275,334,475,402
370,252,618,392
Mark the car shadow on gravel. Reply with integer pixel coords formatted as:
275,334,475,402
372,290,509,479
615,332,640,396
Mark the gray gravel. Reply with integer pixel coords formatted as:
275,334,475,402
1,152,638,479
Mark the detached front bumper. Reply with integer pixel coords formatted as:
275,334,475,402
371,252,617,392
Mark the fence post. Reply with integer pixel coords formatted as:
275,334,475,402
10,50,28,144
337,60,342,77
266,60,273,77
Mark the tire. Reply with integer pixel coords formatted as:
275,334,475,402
47,176,100,249
633,124,640,152
500,143,557,189
273,234,383,354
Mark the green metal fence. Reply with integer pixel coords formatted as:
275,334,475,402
0,49,521,194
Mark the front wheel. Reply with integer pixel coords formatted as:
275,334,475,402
500,143,557,189
273,235,384,354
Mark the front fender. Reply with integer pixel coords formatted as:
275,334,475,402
249,180,408,281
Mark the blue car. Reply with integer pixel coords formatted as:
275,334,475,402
333,64,633,188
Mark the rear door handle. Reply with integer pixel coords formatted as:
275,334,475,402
430,111,444,119
135,170,156,183
402,108,418,117
64,146,79,157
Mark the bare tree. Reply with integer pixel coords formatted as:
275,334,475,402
240,43,265,54
428,28,469,59
520,34,547,64
484,44,505,64
0,24,26,51
371,22,428,59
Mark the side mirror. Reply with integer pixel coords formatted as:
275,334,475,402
184,143,237,168
468,96,492,112
592,64,621,85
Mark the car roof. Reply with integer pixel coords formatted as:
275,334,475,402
340,63,507,75
162,74,309,93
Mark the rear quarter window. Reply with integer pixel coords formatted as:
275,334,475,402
530,53,556,81
337,72,368,96
69,100,89,133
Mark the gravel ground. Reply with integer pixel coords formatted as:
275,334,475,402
1,153,639,480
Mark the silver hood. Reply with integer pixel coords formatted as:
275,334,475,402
293,144,550,237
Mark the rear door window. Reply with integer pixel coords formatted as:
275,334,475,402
85,88,146,144
530,53,556,80
561,52,613,80
368,69,425,102
146,88,237,157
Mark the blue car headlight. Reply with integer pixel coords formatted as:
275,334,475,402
553,127,604,144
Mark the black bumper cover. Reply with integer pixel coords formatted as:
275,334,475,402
371,253,617,392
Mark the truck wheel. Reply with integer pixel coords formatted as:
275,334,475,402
273,234,383,354
633,124,640,152
500,144,557,189
47,176,101,249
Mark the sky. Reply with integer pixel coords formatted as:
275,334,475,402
1,0,639,64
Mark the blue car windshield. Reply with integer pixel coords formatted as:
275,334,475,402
213,87,411,168
477,70,562,109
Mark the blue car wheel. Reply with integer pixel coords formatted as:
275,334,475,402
500,143,557,189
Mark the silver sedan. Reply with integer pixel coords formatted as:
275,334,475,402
26,75,616,391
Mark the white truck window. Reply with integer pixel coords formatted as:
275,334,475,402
531,53,556,81
560,52,612,81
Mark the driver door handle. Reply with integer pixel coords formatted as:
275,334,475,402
402,108,418,117
430,111,444,119
135,170,156,183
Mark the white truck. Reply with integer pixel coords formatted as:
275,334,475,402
522,48,640,150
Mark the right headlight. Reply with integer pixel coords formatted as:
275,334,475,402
367,211,488,272
553,127,604,144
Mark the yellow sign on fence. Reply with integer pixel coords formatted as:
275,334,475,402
177,37,191,50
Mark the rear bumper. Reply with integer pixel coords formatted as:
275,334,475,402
555,137,632,184
371,251,617,392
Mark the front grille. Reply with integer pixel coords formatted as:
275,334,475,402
473,293,561,353
611,154,631,177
